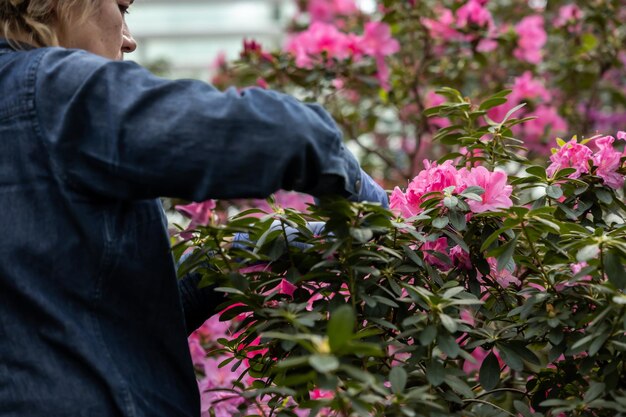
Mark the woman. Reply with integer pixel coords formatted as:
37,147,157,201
0,0,387,416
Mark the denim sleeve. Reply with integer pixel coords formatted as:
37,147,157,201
34,48,361,201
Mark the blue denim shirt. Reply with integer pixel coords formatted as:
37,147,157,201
0,39,363,417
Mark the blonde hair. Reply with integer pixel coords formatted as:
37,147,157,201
0,0,97,48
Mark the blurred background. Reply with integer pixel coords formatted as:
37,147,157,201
126,0,380,79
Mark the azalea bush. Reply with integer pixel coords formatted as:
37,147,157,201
179,91,626,416
211,0,625,184
172,0,626,416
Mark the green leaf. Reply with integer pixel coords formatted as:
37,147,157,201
595,189,613,204
577,244,600,263
499,103,526,124
497,344,523,371
479,351,501,391
584,382,605,403
327,305,355,352
419,325,437,346
449,209,467,231
546,185,563,200
604,250,626,289
525,165,547,179
432,217,449,229
437,333,460,358
350,227,374,243
439,313,458,333
496,236,518,272
426,360,445,386
308,354,339,373
461,186,485,196
389,367,408,394
479,97,508,111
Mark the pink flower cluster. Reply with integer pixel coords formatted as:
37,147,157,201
546,132,626,189
514,15,546,65
487,71,567,154
390,160,513,217
421,1,496,51
285,21,400,89
554,4,583,32
176,199,217,238
307,0,358,23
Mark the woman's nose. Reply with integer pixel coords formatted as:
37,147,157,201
122,25,137,54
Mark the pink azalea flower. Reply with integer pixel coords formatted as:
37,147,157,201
511,71,552,102
360,22,400,90
593,135,624,189
555,262,592,291
405,160,461,212
554,4,583,31
277,279,297,297
546,137,593,179
514,15,546,64
422,7,459,41
286,22,353,68
256,77,269,89
176,200,217,238
459,166,513,213
456,0,494,30
618,131,626,141
460,309,476,326
198,359,245,417
251,191,314,214
389,186,417,218
308,0,358,23
176,200,216,227
481,258,520,288
450,245,472,270
421,237,450,270
361,22,400,56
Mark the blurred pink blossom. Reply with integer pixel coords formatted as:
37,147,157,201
422,8,459,41
286,21,399,89
554,4,583,31
361,22,400,56
546,137,592,179
511,71,552,103
514,15,546,64
456,0,494,30
176,200,216,227
361,22,400,90
308,0,358,23
176,200,217,238
286,22,352,68
524,105,568,154
459,167,513,213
